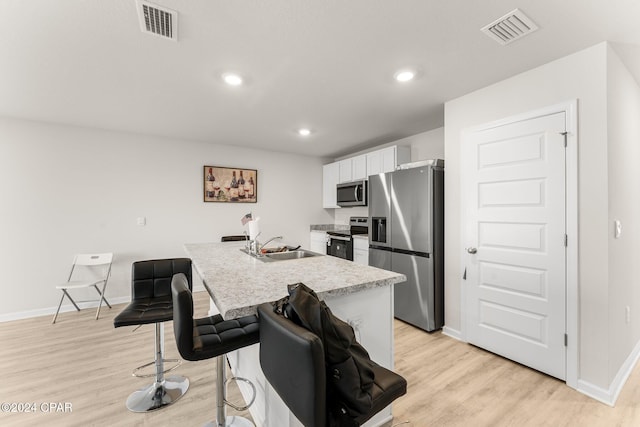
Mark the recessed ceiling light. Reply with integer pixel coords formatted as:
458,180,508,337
298,128,311,137
394,70,415,82
222,73,243,86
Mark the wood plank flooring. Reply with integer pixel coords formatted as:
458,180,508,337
1,291,640,426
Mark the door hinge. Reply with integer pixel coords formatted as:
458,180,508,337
564,234,568,247
560,131,568,147
564,334,568,347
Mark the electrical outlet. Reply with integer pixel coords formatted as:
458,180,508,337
626,306,631,324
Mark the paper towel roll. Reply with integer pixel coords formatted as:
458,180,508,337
249,217,261,240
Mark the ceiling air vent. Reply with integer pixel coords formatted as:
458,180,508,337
481,9,538,46
136,0,178,41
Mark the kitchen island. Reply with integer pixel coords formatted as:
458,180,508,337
184,241,406,427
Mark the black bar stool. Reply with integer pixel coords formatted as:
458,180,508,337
258,302,407,426
172,273,260,427
113,258,192,412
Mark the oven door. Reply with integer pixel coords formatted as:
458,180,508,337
327,235,353,261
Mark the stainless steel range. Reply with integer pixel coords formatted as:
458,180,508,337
326,217,368,261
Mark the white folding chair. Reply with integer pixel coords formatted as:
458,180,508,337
52,253,114,324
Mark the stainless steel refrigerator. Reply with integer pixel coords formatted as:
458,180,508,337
368,159,444,332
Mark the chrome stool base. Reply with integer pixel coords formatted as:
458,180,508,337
125,375,189,413
203,416,254,427
132,358,181,378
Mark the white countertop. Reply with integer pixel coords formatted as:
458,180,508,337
184,241,406,318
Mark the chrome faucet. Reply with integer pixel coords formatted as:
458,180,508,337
258,236,283,254
249,232,262,254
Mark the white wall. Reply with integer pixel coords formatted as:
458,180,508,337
334,206,368,225
0,117,333,319
444,43,610,388
606,45,640,383
407,127,444,161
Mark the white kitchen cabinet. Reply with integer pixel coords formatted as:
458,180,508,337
366,145,411,176
353,236,369,266
351,154,367,180
366,150,383,176
338,154,366,183
322,162,340,208
309,231,328,254
338,159,352,183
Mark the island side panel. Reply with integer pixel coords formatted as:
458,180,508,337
228,284,395,427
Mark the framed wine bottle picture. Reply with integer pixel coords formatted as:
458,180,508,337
203,166,257,203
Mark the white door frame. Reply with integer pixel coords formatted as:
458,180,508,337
459,100,578,389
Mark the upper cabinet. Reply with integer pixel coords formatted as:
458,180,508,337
352,154,367,180
322,162,340,208
338,159,352,183
366,146,410,177
323,145,410,209
338,154,367,183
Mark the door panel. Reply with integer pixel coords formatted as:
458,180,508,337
390,168,432,253
464,112,566,380
369,248,391,270
392,252,435,331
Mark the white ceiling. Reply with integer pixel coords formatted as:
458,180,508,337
1,1,639,158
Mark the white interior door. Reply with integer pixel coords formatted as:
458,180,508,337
463,112,567,380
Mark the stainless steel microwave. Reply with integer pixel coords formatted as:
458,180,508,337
337,180,367,207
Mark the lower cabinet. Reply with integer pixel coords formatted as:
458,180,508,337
309,231,328,254
353,237,369,266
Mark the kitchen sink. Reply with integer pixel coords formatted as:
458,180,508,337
240,248,322,262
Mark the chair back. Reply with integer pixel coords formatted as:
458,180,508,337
131,258,192,300
257,303,327,427
221,235,247,242
68,253,113,282
74,253,113,266
171,273,195,360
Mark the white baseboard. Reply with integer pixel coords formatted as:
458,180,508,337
442,326,463,341
0,296,130,323
1,284,208,324
577,380,614,406
577,337,640,406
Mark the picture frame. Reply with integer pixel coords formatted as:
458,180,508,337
204,166,257,203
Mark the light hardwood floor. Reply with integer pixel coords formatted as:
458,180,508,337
1,291,640,426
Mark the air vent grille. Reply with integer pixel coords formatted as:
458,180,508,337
136,1,178,41
481,9,538,45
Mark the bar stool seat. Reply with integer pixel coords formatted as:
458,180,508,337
172,273,260,427
113,258,193,412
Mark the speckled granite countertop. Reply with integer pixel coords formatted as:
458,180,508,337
184,241,405,318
